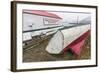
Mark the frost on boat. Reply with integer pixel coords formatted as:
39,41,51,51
46,24,90,54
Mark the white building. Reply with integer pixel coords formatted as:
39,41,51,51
23,10,62,42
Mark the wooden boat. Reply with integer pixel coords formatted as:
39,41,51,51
46,24,90,55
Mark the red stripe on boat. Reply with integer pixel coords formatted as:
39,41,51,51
62,30,90,55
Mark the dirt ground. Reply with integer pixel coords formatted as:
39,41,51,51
23,35,91,62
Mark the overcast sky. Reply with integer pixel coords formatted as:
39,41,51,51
49,11,91,24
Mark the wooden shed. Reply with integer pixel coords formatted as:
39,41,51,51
23,10,62,42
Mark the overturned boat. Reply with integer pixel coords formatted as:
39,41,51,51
46,24,90,55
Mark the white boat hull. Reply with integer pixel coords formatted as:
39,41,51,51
46,24,90,54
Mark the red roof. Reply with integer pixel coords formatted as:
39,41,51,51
23,10,62,19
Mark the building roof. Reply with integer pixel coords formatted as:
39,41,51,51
23,10,62,19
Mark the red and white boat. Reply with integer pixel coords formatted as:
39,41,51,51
46,24,90,55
